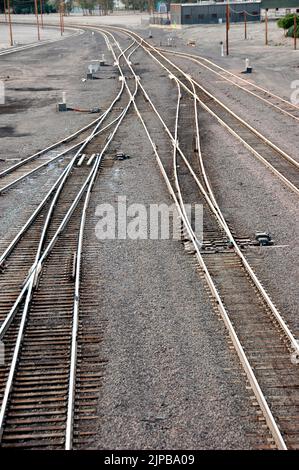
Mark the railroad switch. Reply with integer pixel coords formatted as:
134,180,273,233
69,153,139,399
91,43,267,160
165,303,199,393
115,152,131,161
90,107,101,114
58,102,67,112
255,232,273,246
58,91,67,112
242,58,253,74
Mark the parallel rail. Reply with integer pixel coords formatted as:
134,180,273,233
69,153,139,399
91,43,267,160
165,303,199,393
146,49,299,196
0,23,298,450
155,47,299,123
93,26,299,450
0,38,137,448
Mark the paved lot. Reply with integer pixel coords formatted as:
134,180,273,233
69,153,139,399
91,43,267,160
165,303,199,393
0,21,71,49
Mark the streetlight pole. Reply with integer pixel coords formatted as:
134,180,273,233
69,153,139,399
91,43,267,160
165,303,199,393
265,9,268,46
294,15,297,51
7,0,13,46
40,0,44,29
62,1,65,33
34,0,41,41
4,0,7,23
59,2,63,36
226,1,230,55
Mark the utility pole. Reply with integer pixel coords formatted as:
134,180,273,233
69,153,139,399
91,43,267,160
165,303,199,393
34,0,41,41
4,0,7,23
59,2,63,36
244,11,247,40
7,0,13,46
294,15,297,50
226,1,230,55
40,0,44,29
265,9,268,45
62,1,65,33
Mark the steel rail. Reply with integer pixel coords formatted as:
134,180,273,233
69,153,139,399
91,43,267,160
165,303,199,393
0,84,127,267
65,74,139,450
0,65,125,190
0,112,126,268
172,77,203,245
0,77,127,331
0,37,135,340
0,110,106,179
0,101,130,441
0,101,128,195
140,47,299,198
0,24,83,56
98,28,288,450
99,27,299,176
65,34,140,449
114,28,299,359
155,46,299,123
0,34,137,448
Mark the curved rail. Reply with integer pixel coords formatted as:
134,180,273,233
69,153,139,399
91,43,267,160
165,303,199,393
96,27,299,350
0,39,136,446
155,46,299,123
65,35,139,449
142,46,299,197
92,26,298,450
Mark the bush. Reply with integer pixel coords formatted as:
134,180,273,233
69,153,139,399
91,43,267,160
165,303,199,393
277,14,299,31
287,24,299,37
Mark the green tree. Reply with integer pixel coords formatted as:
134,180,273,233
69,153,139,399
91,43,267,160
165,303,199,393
277,13,299,34
123,0,150,12
97,0,114,15
78,0,97,15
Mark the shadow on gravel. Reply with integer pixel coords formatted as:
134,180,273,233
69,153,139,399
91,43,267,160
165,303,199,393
0,96,57,113
0,125,30,137
9,87,55,92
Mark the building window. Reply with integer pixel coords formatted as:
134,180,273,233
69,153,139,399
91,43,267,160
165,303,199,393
185,15,191,19
211,14,217,19
198,14,204,20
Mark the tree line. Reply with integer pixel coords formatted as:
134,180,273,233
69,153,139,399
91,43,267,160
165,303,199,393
0,0,162,15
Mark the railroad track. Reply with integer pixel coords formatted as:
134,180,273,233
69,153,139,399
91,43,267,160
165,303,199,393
0,38,138,448
144,48,299,196
1,23,298,450
155,47,299,123
0,80,120,195
173,76,299,451
92,27,299,449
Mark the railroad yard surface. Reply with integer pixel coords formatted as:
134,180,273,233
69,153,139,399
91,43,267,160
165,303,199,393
0,13,298,453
